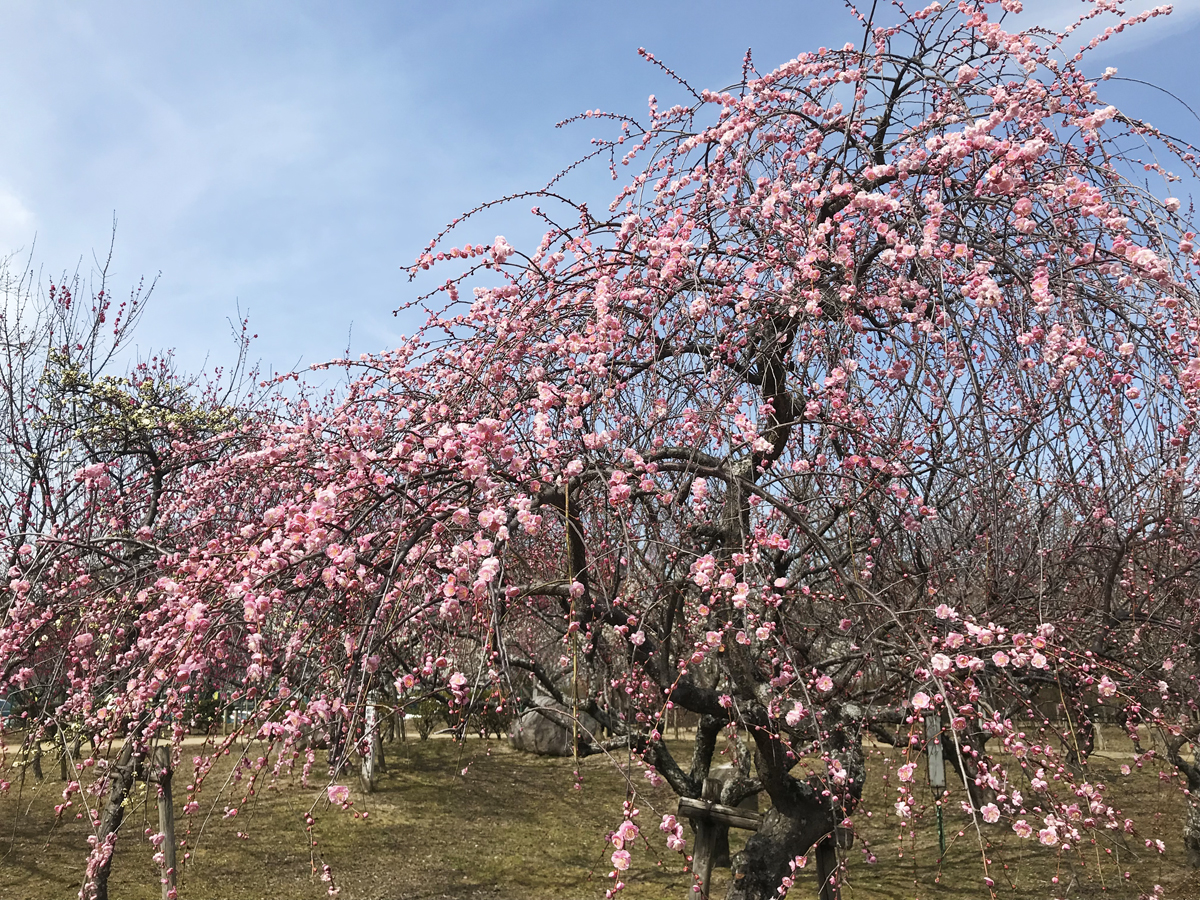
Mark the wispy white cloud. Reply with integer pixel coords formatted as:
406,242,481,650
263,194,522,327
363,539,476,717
1006,0,1200,56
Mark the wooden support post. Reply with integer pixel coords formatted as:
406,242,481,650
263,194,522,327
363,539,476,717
691,817,718,899
150,745,177,900
360,704,377,792
677,797,765,831
815,835,840,900
31,740,43,781
678,779,766,899
926,714,946,857
926,715,946,789
697,778,721,900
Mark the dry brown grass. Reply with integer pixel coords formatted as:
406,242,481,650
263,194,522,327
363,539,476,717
0,731,1196,900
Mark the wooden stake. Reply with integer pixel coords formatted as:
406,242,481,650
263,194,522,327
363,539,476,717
691,819,718,899
150,745,177,900
360,704,377,792
676,778,766,897
926,715,946,857
926,715,946,789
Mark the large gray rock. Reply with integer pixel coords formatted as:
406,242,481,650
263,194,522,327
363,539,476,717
509,697,600,757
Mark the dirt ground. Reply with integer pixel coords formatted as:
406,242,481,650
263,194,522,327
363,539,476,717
1,730,1196,900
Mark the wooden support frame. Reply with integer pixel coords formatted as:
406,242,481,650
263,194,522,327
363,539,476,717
678,794,853,900
678,797,764,831
677,779,764,899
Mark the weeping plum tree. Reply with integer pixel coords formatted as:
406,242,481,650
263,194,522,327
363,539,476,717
6,2,1200,899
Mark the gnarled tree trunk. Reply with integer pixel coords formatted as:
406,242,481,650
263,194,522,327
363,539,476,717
727,802,838,900
82,741,139,900
1185,795,1200,869
728,712,863,900
1167,738,1200,867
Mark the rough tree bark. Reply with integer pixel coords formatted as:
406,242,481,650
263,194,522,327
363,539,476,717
940,726,994,810
1167,738,1200,867
1186,790,1200,870
82,741,139,900
727,713,863,900
727,801,838,900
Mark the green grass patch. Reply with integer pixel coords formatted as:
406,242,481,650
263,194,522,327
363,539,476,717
1,734,1196,899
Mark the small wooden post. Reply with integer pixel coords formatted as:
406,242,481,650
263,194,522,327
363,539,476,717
926,715,946,788
678,782,765,899
815,836,840,900
691,823,718,898
31,740,44,781
151,745,177,900
382,708,396,744
690,779,721,899
360,704,377,792
926,715,946,856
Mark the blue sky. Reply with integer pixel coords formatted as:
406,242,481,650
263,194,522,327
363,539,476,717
1,0,1199,376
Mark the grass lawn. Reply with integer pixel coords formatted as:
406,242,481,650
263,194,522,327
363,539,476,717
1,731,1197,899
